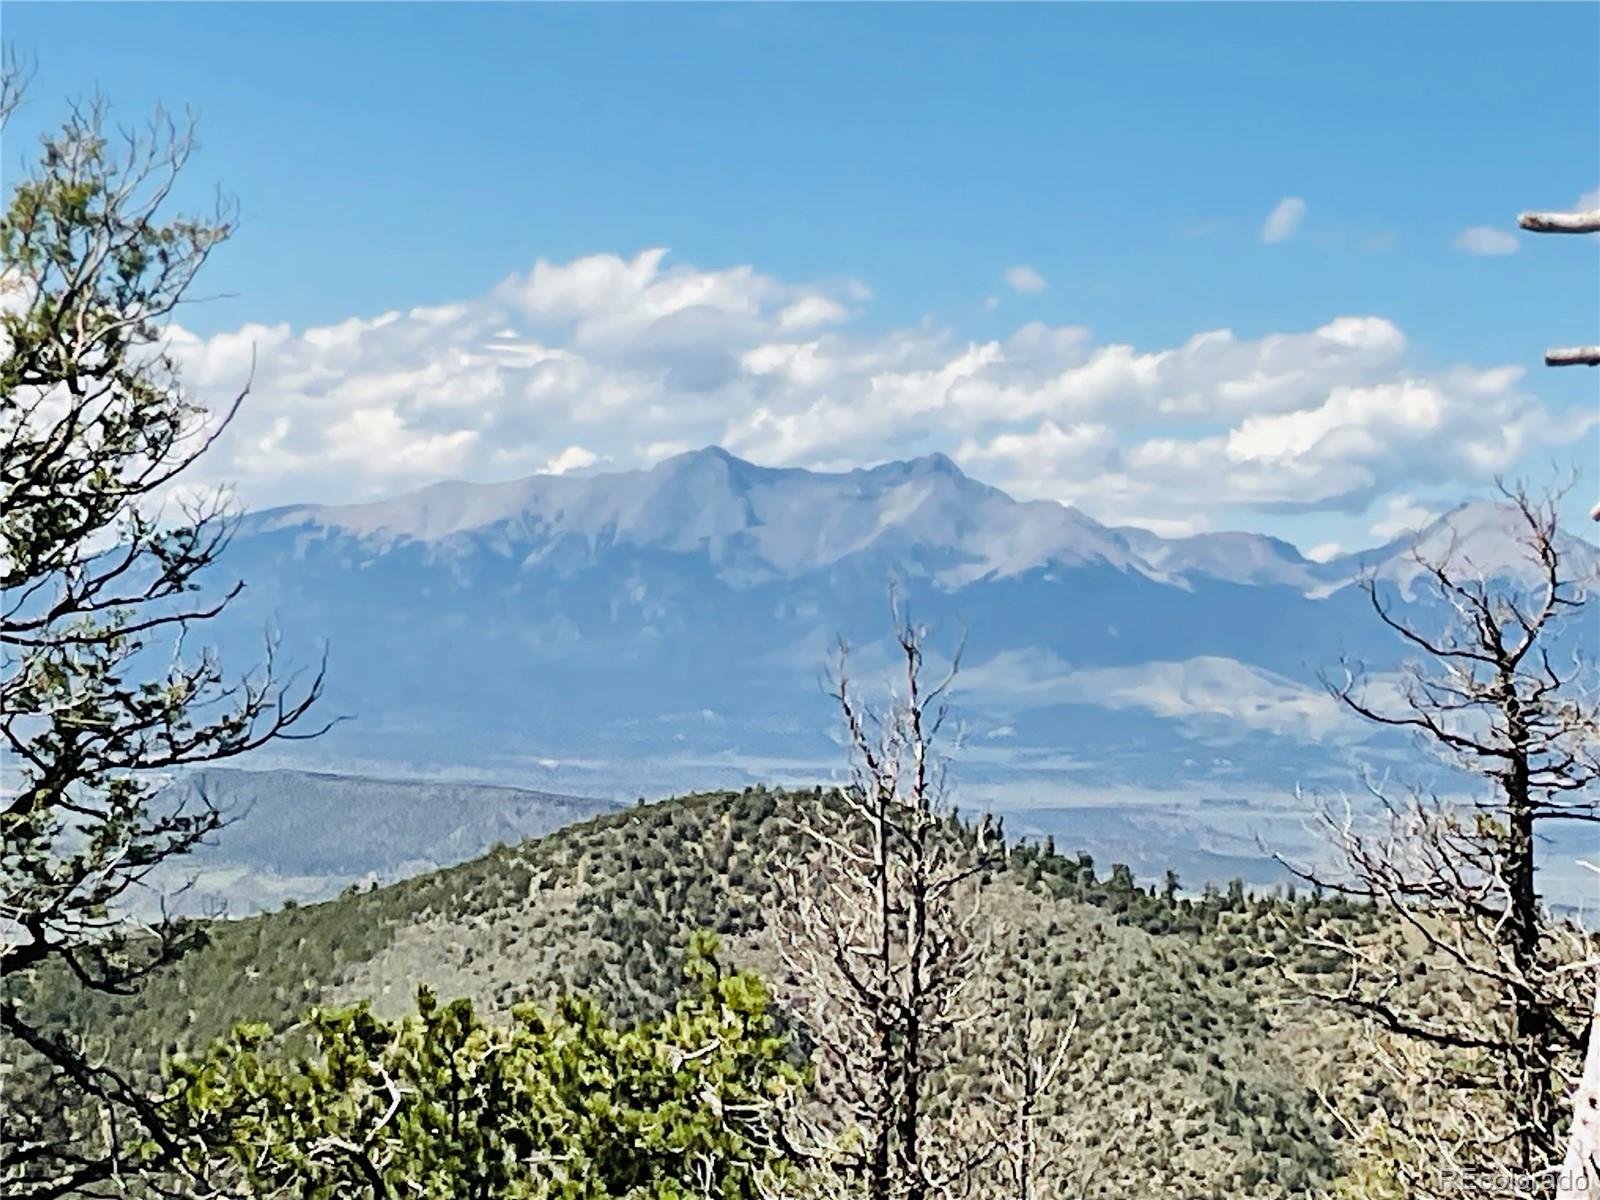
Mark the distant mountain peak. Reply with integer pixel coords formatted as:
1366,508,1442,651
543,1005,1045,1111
244,446,1165,585
241,455,1596,600
1369,497,1594,558
650,445,768,489
659,445,754,472
1309,498,1600,600
1112,525,1320,591
900,451,964,478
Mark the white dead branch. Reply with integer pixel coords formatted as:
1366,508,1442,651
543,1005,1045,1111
1543,347,1600,368
1518,210,1600,234
1519,205,1600,516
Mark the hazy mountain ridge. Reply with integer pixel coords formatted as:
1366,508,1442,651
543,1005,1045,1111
147,768,618,915
193,449,1597,899
246,447,1167,588
1112,525,1325,591
245,446,1596,595
1318,497,1600,599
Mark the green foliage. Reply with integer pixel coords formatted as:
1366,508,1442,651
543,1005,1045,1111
169,934,809,1199
1325,1115,1407,1200
0,86,324,1198
33,787,1376,1196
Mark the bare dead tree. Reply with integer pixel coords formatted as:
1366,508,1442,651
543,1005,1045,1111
984,929,1079,1200
1283,480,1599,1197
1,82,328,1196
0,46,31,126
771,608,1007,1200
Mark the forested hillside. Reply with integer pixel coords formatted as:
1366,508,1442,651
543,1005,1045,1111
35,786,1384,1196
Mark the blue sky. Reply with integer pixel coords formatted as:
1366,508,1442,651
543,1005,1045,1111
5,2,1598,552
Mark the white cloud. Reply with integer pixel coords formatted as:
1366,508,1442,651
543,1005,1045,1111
1305,542,1342,563
1260,197,1307,244
777,295,848,331
1115,515,1212,539
159,247,1595,535
542,445,601,476
1453,226,1519,256
1577,187,1599,212
1368,493,1437,540
1004,265,1047,295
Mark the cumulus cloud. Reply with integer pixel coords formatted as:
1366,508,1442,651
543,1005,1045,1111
542,445,601,476
160,247,1595,535
1260,196,1307,243
777,295,848,331
1453,226,1519,256
1003,265,1047,295
1369,493,1438,540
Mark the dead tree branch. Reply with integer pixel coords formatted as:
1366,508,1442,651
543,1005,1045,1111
1519,210,1600,234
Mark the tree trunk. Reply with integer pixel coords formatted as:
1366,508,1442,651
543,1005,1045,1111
1505,741,1554,1171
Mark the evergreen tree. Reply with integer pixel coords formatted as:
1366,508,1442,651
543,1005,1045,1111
170,936,810,1199
1,79,325,1195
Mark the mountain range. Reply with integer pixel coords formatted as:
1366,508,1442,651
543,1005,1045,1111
143,769,616,916
193,448,1597,901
